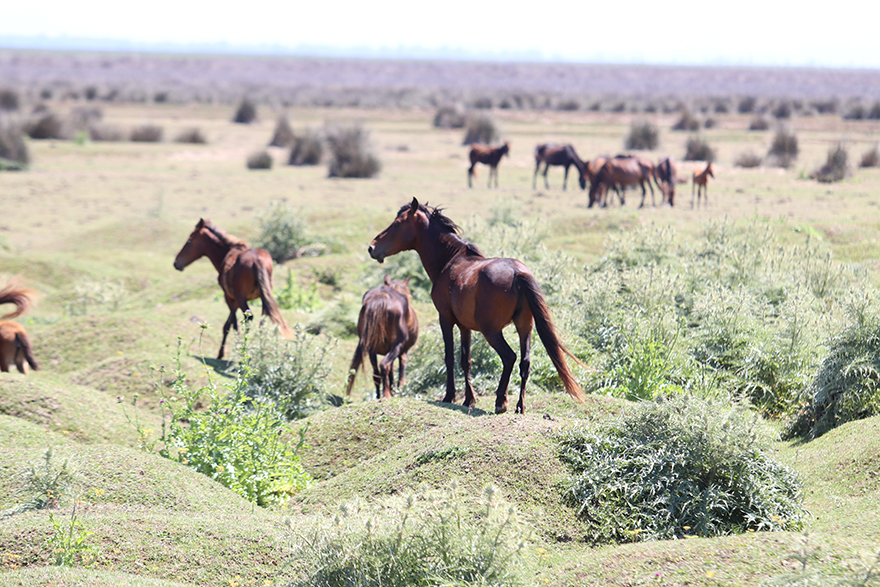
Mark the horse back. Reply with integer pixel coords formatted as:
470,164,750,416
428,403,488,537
360,286,415,354
437,256,529,332
221,246,273,300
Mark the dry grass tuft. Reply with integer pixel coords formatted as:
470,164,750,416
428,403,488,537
860,145,879,168
767,126,799,168
433,105,467,129
735,151,763,168
672,110,701,131
326,125,380,178
683,136,716,162
0,115,29,168
174,127,208,144
246,150,273,170
233,97,257,124
269,116,295,147
130,124,163,142
289,130,323,166
462,114,500,145
812,143,850,183
625,120,660,150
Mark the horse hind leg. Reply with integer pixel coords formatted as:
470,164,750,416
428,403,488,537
481,328,517,414
369,351,382,399
515,327,532,415
218,307,239,360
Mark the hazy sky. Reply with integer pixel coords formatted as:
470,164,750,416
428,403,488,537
3,0,878,68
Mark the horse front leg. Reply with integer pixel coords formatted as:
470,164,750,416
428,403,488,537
397,352,408,392
218,309,238,360
543,163,550,189
563,164,570,190
460,328,476,407
482,329,516,414
439,315,457,404
533,162,540,189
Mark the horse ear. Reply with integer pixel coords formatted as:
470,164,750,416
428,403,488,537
403,276,410,285
196,218,205,229
384,275,391,285
409,197,419,215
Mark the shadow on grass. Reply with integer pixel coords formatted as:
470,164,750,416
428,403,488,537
191,355,236,379
426,400,490,417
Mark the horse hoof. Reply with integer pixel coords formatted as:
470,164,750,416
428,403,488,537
495,404,508,414
515,405,525,415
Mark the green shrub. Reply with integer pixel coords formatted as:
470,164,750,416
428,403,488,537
130,124,163,142
233,97,257,123
254,200,309,262
306,294,360,338
247,150,273,170
233,323,335,421
812,142,850,183
683,135,716,161
768,127,799,168
276,269,322,312
288,129,323,166
557,395,806,545
326,125,380,178
143,331,312,507
285,485,533,587
625,120,660,150
462,114,500,145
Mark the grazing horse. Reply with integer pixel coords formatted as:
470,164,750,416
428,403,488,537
173,218,292,360
654,157,678,206
588,155,659,208
0,283,39,375
368,198,585,415
692,162,715,209
345,276,419,399
533,143,587,190
467,141,510,188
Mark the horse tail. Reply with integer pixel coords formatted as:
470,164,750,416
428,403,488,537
253,261,292,337
0,284,34,319
361,297,391,354
516,273,585,403
15,331,39,372
345,337,366,396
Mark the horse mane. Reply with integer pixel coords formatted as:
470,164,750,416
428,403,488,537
397,201,485,258
203,219,248,249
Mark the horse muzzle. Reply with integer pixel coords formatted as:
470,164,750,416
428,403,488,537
367,245,385,264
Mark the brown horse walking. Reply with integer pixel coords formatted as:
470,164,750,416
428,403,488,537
368,198,585,414
468,141,510,188
692,162,715,209
533,143,587,190
345,276,419,399
0,282,39,374
173,218,292,360
588,155,659,208
654,157,678,206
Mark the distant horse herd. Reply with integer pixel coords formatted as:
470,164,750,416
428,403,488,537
3,132,716,417
470,141,714,210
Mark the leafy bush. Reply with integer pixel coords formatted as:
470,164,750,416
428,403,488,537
625,120,660,150
768,127,799,168
2,448,74,518
672,110,700,131
861,145,880,168
130,124,163,142
247,150,273,170
254,200,309,262
749,116,770,131
0,116,29,169
285,485,533,587
174,127,207,144
289,129,323,166
233,323,335,421
812,142,850,183
462,114,500,145
269,115,295,147
433,105,467,129
683,135,716,161
557,395,806,545
306,294,360,338
142,332,312,506
233,97,257,123
276,269,323,312
735,151,763,168
326,125,380,178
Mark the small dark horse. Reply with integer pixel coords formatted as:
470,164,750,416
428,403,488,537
345,276,419,399
533,143,587,190
0,282,39,374
173,218,292,360
368,198,585,414
654,157,678,206
468,141,510,188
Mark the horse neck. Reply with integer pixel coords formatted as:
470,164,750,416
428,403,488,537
413,225,473,283
199,231,235,273
568,148,585,172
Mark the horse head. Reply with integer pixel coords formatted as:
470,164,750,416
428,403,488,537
173,218,208,271
502,141,511,157
706,162,715,178
369,198,423,263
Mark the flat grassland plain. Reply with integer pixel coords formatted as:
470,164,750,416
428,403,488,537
2,52,880,586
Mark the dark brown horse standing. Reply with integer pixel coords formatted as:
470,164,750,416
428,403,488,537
173,218,292,360
588,155,660,208
654,156,678,206
368,198,585,414
467,141,510,188
0,283,39,374
345,276,419,399
533,143,587,190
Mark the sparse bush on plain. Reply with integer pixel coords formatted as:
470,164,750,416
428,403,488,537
255,200,309,262
462,114,500,145
767,127,799,168
772,100,793,119
738,96,757,114
286,486,534,587
288,129,323,166
735,151,763,168
843,102,866,120
0,116,29,169
812,142,850,183
269,115,295,147
325,124,381,178
433,104,467,129
811,98,839,114
625,120,660,150
0,88,20,111
88,123,126,142
247,150,273,170
860,144,880,168
672,110,700,131
557,394,806,545
683,135,716,161
129,124,163,142
749,116,770,131
233,97,257,123
174,127,207,144
26,112,66,139
869,102,880,120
